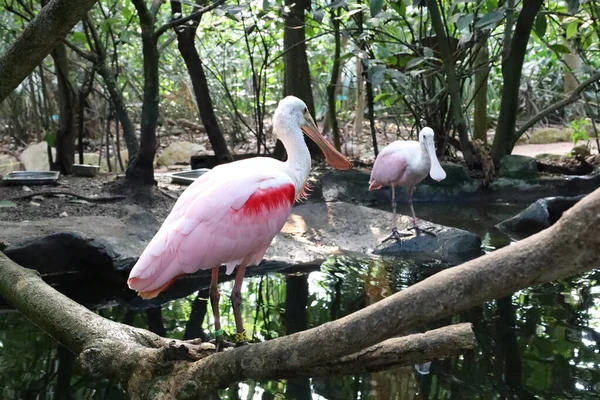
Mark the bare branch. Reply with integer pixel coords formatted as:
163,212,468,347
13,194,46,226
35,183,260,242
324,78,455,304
63,39,97,62
154,0,226,39
514,70,600,139
285,323,476,378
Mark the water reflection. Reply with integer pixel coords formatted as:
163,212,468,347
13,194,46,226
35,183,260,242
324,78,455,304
1,242,599,398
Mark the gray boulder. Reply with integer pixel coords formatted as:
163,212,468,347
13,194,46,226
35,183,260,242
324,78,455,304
496,195,585,240
374,221,482,264
498,155,538,179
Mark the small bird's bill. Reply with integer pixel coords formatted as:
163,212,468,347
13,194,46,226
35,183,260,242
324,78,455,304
425,140,446,181
302,117,352,171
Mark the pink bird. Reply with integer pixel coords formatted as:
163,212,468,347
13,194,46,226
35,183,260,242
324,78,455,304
369,127,446,241
128,96,352,346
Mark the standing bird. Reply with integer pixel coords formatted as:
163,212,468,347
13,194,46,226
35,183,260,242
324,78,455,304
127,96,352,346
369,127,446,241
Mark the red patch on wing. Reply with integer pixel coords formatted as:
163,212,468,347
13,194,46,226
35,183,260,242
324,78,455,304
238,184,295,216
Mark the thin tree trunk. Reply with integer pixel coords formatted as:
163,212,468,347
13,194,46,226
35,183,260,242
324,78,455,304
473,40,489,144
126,0,159,185
354,52,364,138
282,0,321,159
28,75,41,141
426,0,475,166
170,0,233,164
490,0,544,164
96,62,139,160
51,43,77,174
324,8,342,151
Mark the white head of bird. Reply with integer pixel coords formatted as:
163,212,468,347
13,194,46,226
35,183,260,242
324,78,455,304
273,96,352,172
419,127,446,182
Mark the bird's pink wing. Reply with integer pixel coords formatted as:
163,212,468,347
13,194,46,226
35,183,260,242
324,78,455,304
128,164,295,298
369,147,408,190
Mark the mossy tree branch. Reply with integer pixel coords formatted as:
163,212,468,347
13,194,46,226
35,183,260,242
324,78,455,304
0,0,99,102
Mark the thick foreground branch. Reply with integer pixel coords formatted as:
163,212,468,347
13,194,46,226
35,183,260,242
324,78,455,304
1,187,600,398
0,251,474,397
0,0,98,102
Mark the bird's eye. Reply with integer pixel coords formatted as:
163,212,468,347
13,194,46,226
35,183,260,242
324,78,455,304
304,107,308,114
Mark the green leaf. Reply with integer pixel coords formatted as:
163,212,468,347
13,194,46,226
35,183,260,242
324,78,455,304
406,57,426,69
72,31,87,44
44,132,56,148
0,201,16,208
122,5,133,20
566,20,578,39
456,14,473,31
549,44,571,54
370,0,384,17
475,10,503,30
534,15,547,38
388,0,406,16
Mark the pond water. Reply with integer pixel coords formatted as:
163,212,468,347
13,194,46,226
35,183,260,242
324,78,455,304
1,202,599,399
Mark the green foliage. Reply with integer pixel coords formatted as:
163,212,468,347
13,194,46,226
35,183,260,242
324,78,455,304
569,118,591,145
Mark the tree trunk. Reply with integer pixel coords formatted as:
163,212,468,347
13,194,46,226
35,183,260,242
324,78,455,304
126,1,159,185
171,0,233,164
354,52,365,138
426,0,475,166
473,41,489,144
0,0,99,102
324,8,342,152
282,0,321,158
96,62,139,159
490,0,544,164
51,43,77,174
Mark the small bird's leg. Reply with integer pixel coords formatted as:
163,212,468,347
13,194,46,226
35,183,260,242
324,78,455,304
407,186,436,237
408,185,417,229
231,263,248,346
210,267,224,351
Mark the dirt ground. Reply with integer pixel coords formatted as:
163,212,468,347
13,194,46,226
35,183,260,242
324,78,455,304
0,173,179,222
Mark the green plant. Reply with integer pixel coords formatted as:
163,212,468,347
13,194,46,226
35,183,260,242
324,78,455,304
569,118,591,145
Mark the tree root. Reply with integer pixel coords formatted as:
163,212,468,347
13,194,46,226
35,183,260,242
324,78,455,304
12,191,125,203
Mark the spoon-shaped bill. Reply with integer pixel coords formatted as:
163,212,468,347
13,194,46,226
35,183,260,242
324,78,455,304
425,139,446,181
302,117,352,171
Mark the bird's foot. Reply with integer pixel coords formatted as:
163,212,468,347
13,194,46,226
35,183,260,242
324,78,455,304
408,225,437,237
210,329,234,352
234,330,248,347
382,227,412,243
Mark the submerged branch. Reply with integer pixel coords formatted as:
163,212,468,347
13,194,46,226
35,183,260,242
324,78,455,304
1,187,600,398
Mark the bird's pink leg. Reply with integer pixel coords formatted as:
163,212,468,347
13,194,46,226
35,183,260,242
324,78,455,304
210,267,224,349
383,185,411,242
407,185,437,237
231,262,248,346
407,185,417,228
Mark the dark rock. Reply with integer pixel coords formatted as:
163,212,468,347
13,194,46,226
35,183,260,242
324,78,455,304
498,155,538,179
422,161,471,186
496,195,585,240
1,232,319,311
373,222,482,264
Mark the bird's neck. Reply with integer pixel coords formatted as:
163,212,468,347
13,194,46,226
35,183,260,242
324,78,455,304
419,140,430,162
280,127,311,194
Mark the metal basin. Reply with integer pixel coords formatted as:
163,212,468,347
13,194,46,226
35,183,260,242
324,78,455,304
2,171,60,185
169,169,210,185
